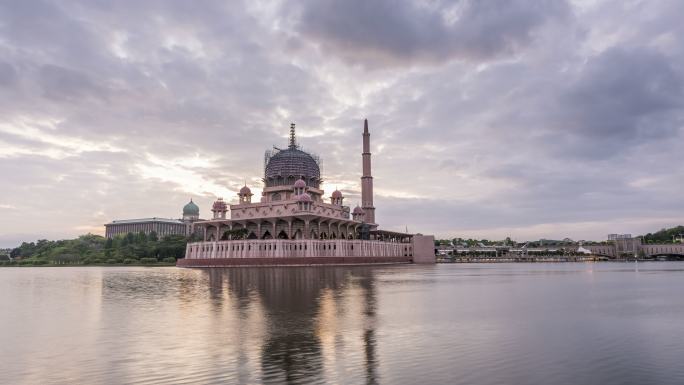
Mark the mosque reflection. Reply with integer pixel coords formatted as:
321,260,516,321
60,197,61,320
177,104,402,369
204,267,379,384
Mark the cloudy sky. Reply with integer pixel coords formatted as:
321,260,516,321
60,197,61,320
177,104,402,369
1,0,683,246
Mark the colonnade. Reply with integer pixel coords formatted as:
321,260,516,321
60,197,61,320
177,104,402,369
185,239,413,259
198,218,361,242
105,221,189,238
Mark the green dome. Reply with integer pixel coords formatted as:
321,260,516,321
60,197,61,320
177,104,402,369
183,199,199,216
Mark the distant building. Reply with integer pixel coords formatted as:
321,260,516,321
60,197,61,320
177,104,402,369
607,234,632,241
583,234,684,259
104,200,202,239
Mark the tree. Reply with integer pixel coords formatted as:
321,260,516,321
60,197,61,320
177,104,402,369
136,231,147,244
125,232,135,246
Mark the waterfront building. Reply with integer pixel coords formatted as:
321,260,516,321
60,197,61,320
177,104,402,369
583,235,684,259
179,120,435,267
104,200,202,238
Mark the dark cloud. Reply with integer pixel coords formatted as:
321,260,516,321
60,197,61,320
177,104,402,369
559,47,683,142
291,0,570,66
0,61,17,86
38,65,104,101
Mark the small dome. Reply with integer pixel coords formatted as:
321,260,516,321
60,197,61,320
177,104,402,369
239,185,252,195
297,193,312,203
183,199,200,215
352,206,364,215
332,190,342,198
294,179,306,188
212,198,227,211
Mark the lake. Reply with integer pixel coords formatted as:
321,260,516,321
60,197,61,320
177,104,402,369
1,263,684,384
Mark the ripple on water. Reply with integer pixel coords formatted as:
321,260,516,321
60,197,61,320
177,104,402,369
2,264,684,384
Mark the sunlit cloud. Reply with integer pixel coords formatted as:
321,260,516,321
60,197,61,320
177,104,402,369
135,153,237,199
0,118,125,159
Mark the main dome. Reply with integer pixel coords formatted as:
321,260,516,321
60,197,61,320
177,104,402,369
264,123,322,188
265,148,320,180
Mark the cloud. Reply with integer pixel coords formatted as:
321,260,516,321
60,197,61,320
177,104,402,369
289,0,571,66
559,47,683,141
0,0,683,247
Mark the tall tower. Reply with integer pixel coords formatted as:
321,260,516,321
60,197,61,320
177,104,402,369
361,119,376,224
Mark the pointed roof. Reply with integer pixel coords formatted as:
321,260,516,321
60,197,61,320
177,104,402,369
239,185,252,195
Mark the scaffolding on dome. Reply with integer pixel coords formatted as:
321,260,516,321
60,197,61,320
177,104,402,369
263,147,322,178
263,122,323,186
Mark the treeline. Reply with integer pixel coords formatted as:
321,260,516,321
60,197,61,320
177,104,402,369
641,226,684,244
435,237,525,247
3,232,192,266
435,238,503,247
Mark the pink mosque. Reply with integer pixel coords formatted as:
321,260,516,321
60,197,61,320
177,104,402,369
178,120,435,267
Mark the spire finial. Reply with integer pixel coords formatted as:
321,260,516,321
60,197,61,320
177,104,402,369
363,118,368,134
289,122,297,149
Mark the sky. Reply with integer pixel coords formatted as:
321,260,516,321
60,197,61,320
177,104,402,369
1,0,683,247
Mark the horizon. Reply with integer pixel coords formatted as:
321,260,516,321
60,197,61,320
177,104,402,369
2,0,684,248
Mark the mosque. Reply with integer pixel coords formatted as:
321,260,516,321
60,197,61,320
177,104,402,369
178,120,434,267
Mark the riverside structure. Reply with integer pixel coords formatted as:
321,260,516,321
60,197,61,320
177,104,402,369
178,120,435,267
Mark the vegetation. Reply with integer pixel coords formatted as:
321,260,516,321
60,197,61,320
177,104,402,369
641,226,684,244
435,238,500,247
3,232,193,266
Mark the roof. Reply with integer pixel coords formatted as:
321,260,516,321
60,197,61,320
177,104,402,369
106,218,185,225
296,193,312,202
212,198,228,210
183,199,199,215
265,147,321,180
294,178,306,188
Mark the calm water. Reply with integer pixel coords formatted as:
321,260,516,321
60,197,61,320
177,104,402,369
2,263,684,385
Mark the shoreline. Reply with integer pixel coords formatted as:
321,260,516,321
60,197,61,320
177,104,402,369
3,259,682,267
0,263,177,268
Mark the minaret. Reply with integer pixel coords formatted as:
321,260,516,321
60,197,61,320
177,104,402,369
361,119,376,224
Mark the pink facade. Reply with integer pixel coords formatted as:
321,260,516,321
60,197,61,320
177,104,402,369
186,239,413,259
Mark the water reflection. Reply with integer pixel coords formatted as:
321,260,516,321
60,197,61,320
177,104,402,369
4,264,684,384
203,267,379,384
360,274,379,385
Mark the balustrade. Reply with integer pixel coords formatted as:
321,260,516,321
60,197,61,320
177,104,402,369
185,239,413,259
